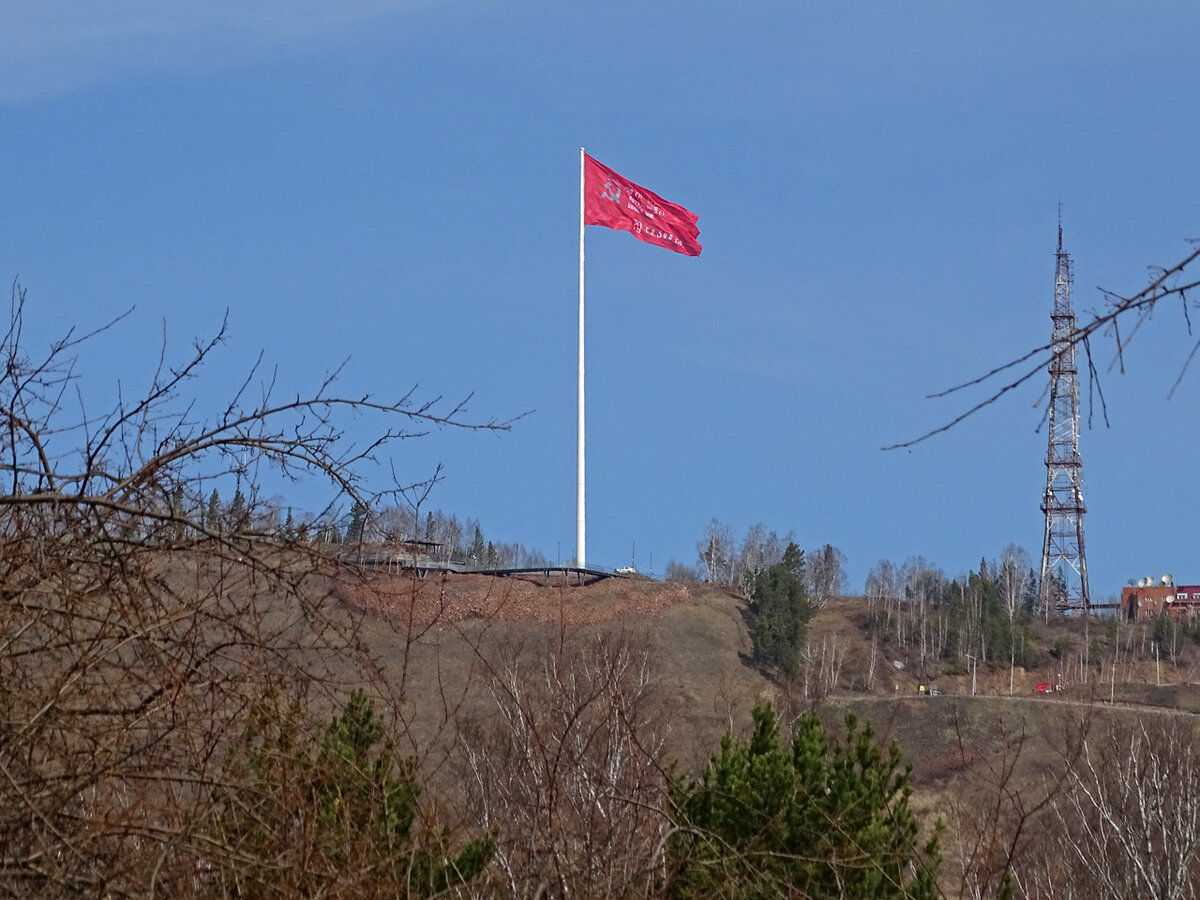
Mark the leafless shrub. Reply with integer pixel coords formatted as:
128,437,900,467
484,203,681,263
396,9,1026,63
0,283,512,895
1019,716,1200,900
941,711,1083,900
456,628,671,898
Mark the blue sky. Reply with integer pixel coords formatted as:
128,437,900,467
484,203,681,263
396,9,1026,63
4,2,1199,597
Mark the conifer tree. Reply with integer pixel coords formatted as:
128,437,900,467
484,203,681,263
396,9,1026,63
216,690,493,896
206,488,221,530
229,487,247,529
348,501,367,543
751,542,812,674
668,704,940,899
469,524,486,566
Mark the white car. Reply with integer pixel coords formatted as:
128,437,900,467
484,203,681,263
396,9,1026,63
615,566,636,575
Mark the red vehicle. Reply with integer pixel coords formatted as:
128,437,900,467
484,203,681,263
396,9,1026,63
1036,681,1063,693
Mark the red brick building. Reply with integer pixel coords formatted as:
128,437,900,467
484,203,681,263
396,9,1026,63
1122,580,1200,620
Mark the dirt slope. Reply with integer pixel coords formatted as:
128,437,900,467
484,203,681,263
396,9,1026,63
333,569,1200,808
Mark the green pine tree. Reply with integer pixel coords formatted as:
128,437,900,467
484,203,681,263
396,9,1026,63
206,488,221,531
348,502,367,543
218,690,493,896
668,703,940,899
228,487,247,530
469,524,486,566
751,542,812,674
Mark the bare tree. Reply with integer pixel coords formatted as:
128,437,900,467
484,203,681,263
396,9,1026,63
456,629,670,898
1023,717,1200,900
806,543,847,609
942,709,1085,900
0,284,515,895
866,558,900,622
665,559,702,581
697,518,735,586
735,521,771,598
997,544,1034,623
733,522,789,598
900,557,948,672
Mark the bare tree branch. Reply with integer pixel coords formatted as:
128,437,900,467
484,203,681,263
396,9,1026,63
0,284,518,895
884,240,1200,450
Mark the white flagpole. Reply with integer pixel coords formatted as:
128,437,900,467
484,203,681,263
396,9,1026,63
577,146,587,569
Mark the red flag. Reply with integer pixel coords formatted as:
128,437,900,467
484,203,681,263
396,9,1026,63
584,154,701,257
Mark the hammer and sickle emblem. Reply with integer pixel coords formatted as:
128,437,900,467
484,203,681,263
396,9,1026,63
601,179,622,203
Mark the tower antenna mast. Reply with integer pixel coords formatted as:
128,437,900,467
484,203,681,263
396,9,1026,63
1039,222,1091,613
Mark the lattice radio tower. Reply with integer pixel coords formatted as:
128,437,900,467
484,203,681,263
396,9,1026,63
1039,224,1091,613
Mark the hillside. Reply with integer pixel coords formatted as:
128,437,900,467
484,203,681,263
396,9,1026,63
323,567,1200,897
335,568,1200,782
335,570,771,768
